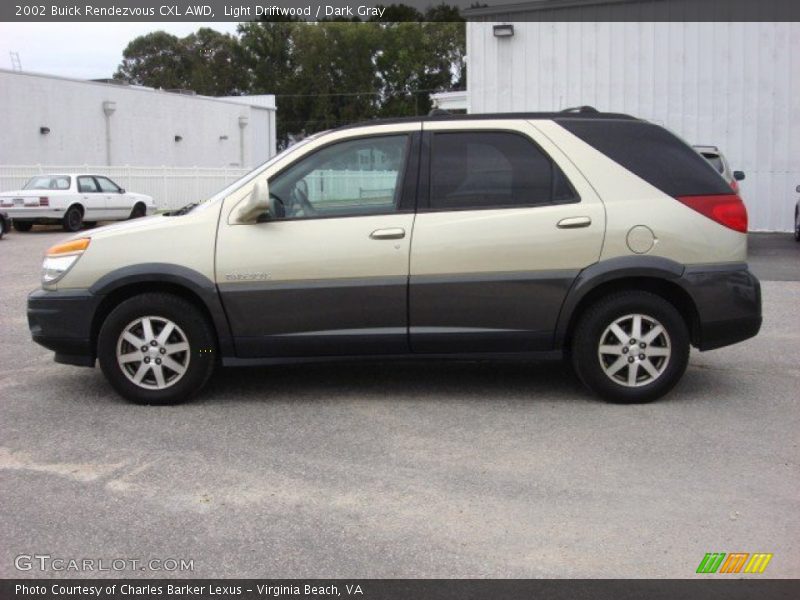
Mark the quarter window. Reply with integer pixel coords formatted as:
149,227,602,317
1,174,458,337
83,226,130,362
428,132,577,210
269,135,409,220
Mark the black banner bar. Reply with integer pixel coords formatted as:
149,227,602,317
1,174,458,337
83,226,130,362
2,579,800,600
2,0,800,22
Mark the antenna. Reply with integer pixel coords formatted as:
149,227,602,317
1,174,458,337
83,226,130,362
9,51,22,71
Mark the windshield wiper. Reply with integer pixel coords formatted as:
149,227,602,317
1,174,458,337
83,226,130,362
167,202,200,216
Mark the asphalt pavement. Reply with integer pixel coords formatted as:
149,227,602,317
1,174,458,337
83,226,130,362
1,228,798,578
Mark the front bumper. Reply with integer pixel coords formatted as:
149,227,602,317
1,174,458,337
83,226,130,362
681,264,762,351
27,288,102,366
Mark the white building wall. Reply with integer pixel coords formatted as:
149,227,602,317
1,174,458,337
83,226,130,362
467,21,800,231
0,70,277,169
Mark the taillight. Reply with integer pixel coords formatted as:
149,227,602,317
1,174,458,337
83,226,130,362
39,197,49,206
676,194,748,233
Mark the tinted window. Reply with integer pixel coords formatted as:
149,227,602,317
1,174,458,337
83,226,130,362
77,176,99,193
269,135,409,220
429,132,576,210
559,119,732,197
95,177,121,193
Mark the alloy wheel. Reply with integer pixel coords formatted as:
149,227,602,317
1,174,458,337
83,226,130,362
116,316,191,390
597,313,671,387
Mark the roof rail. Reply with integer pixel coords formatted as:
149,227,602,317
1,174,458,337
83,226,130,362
560,106,600,114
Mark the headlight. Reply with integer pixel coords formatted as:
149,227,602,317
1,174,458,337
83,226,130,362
42,238,90,285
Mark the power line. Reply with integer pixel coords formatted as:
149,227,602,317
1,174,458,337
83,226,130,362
275,88,464,98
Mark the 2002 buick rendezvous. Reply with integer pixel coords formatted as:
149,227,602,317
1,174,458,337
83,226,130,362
27,110,762,404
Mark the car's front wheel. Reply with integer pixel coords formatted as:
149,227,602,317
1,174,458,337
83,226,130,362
571,291,690,403
97,293,216,404
129,203,147,219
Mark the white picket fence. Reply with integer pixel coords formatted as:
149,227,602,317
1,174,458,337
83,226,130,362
0,165,251,211
304,170,398,204
0,166,401,211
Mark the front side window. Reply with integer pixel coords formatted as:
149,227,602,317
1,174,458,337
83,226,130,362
77,176,99,193
428,132,577,210
95,177,121,193
269,135,409,220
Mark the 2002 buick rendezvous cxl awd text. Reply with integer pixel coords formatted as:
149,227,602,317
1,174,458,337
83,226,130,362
27,110,762,405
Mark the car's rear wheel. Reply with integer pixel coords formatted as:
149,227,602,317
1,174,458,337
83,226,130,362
62,205,83,232
571,291,690,403
129,203,147,219
13,221,33,232
97,293,216,404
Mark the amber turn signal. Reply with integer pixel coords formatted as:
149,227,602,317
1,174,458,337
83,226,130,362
46,238,91,256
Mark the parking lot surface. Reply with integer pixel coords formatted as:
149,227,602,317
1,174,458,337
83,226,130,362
1,228,798,578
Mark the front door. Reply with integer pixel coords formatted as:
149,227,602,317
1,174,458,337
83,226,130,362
216,131,419,358
409,121,606,353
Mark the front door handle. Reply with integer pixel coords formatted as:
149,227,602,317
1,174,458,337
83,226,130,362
557,216,592,229
370,227,406,240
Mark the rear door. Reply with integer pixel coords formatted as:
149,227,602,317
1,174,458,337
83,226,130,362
409,120,605,353
76,176,106,219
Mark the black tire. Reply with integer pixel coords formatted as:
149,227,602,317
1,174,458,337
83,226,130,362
97,293,216,405
571,291,690,403
794,209,800,242
129,203,146,219
13,220,33,232
62,205,83,232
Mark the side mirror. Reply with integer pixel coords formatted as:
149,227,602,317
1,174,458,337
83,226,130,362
733,171,745,182
119,188,126,193
796,184,800,194
230,180,270,224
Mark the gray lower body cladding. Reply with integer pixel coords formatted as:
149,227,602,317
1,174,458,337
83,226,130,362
26,262,761,367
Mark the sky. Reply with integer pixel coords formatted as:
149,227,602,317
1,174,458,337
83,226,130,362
0,22,240,80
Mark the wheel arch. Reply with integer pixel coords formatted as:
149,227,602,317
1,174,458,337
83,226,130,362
556,256,701,350
89,264,234,358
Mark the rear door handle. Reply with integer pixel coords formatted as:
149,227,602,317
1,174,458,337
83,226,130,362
370,228,406,240
557,216,592,229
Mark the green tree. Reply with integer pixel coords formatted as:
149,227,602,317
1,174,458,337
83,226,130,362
115,28,246,96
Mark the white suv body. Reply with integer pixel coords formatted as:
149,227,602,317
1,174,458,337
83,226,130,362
27,112,761,404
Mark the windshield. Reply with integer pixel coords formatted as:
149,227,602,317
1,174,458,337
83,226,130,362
193,135,322,211
23,175,71,190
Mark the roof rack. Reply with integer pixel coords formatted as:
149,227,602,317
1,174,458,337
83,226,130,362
336,110,637,131
560,105,600,114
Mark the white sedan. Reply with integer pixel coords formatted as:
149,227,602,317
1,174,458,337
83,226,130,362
0,174,155,232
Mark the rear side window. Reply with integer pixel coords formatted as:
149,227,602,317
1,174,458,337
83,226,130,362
77,176,99,193
428,132,577,210
558,120,731,197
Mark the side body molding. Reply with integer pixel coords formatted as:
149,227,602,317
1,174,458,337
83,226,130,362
553,255,686,349
89,263,235,356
